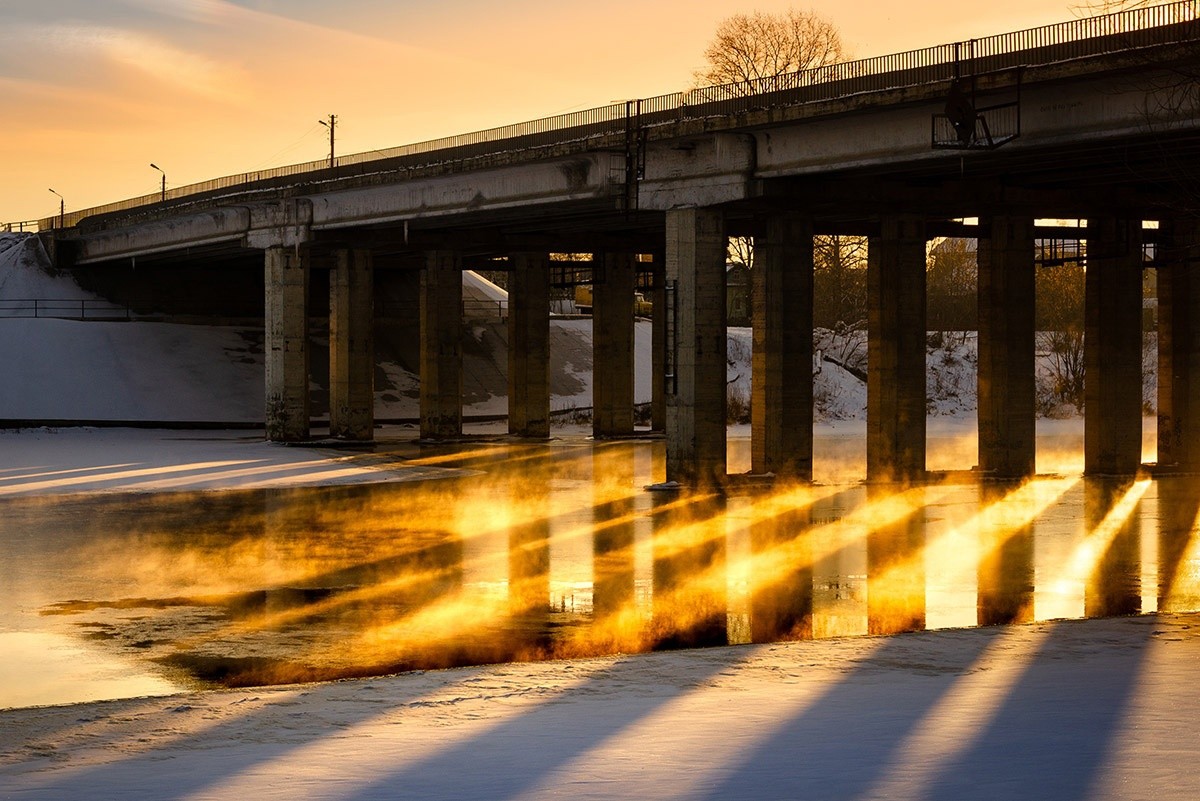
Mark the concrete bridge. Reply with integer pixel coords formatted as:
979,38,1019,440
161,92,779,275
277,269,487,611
32,2,1200,486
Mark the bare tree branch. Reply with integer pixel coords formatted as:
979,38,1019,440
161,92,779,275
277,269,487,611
695,8,846,93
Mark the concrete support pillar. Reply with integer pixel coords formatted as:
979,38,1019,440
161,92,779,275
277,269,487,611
264,246,310,442
329,248,374,441
508,252,551,439
867,215,927,482
1157,217,1200,471
665,208,727,487
977,215,1036,478
751,214,814,480
651,252,667,432
593,252,636,438
420,251,463,439
1084,218,1143,475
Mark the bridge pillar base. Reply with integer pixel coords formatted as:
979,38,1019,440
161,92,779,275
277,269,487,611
1085,218,1143,475
751,214,814,480
1158,216,1200,471
330,248,374,441
265,246,310,443
665,208,727,487
594,252,636,438
421,251,463,440
508,252,551,439
867,215,927,483
978,215,1036,479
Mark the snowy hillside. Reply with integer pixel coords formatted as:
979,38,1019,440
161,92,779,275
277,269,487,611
3,232,1155,426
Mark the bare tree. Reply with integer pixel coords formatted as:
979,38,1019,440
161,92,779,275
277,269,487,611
696,8,846,90
1074,0,1158,12
813,234,868,331
697,9,846,275
927,237,978,332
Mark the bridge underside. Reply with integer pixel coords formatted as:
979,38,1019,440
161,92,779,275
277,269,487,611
44,41,1200,484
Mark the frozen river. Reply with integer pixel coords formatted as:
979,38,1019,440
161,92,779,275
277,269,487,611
1,419,1192,710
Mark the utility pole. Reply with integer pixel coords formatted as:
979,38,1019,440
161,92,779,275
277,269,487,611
318,114,337,170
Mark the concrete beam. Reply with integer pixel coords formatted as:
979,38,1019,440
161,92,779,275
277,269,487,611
508,252,551,439
308,154,626,229
638,134,755,211
665,208,727,487
753,68,1198,179
420,251,463,439
264,246,310,442
867,215,927,483
593,252,636,438
1157,216,1200,471
977,215,1036,478
329,248,375,441
1084,218,1144,475
751,214,814,480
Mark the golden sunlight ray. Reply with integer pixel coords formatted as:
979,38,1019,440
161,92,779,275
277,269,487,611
1052,479,1152,601
0,459,261,495
875,477,1080,609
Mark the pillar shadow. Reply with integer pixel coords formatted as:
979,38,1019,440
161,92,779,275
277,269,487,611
695,629,996,801
650,493,728,650
748,502,814,643
977,482,1035,626
867,484,927,636
924,618,1156,801
1083,477,1143,618
1155,475,1200,611
340,649,760,801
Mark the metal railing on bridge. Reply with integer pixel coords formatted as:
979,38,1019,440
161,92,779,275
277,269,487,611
2,221,43,234
0,299,132,320
13,1,1199,233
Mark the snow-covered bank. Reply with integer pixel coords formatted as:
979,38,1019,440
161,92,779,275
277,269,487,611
2,613,1197,801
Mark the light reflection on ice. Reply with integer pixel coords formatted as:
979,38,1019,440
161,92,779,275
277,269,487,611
1,423,1195,710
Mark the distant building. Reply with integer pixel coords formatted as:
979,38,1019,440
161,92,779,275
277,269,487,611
727,263,751,326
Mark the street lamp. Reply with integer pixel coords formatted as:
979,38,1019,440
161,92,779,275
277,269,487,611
317,115,336,170
48,188,64,229
149,163,166,202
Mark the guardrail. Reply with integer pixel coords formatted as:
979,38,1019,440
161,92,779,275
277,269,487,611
2,221,42,233
0,299,132,320
15,1,1199,232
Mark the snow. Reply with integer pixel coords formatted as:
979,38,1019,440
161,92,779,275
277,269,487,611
461,269,508,302
1,614,1197,800
0,234,94,301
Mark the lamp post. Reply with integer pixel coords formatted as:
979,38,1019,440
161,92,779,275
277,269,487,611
149,163,166,202
48,188,64,229
318,115,336,170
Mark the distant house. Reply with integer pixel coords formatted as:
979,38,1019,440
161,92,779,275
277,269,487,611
727,263,751,326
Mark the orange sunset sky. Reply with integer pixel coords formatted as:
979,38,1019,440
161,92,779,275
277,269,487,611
1,1,1106,224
